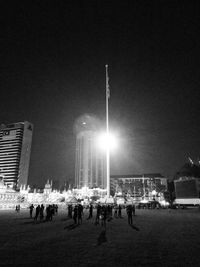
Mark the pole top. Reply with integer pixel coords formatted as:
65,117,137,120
105,64,108,68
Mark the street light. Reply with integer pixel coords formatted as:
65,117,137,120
97,132,117,152
105,64,110,198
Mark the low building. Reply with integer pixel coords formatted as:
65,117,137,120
110,173,168,202
0,179,107,209
173,161,200,206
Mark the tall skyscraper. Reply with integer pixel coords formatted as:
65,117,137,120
0,121,33,188
74,115,106,189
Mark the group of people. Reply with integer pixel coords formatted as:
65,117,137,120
27,202,136,226
67,203,136,227
29,204,58,222
68,204,84,225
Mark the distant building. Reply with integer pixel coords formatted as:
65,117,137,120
110,173,168,200
173,161,200,205
0,121,33,188
43,180,52,195
74,114,106,189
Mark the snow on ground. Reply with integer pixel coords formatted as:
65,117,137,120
0,208,200,266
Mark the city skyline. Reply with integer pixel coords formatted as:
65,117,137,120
1,1,200,187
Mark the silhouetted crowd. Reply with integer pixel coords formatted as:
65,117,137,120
29,204,58,222
67,203,136,227
27,203,137,226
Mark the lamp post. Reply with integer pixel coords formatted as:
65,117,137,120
105,64,110,198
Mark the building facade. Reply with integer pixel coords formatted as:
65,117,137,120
173,161,200,205
0,121,33,188
74,115,106,189
110,173,168,200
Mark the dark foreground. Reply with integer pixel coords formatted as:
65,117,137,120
0,208,200,267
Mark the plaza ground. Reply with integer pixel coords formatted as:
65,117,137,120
0,207,200,266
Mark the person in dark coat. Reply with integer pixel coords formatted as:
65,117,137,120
73,205,78,224
132,204,136,216
46,205,51,221
50,205,54,221
88,204,93,219
40,204,44,221
55,204,58,214
29,204,34,218
100,206,107,227
68,204,73,218
114,205,118,218
95,204,101,225
34,205,40,221
126,205,133,225
78,204,83,224
118,205,122,218
16,205,20,212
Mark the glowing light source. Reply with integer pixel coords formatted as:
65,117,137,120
152,190,157,196
97,132,117,151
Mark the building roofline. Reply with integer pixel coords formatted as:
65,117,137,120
110,173,165,179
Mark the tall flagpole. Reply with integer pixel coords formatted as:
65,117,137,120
105,64,110,198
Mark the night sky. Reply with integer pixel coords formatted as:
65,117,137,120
1,1,200,188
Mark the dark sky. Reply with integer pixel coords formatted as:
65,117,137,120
1,1,200,187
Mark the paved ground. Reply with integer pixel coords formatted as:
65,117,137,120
0,207,200,266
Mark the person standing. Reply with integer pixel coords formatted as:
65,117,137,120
126,205,133,225
95,204,101,225
34,205,40,221
68,205,71,218
46,205,51,221
114,205,118,218
15,205,20,212
78,204,83,225
40,204,44,221
29,204,34,218
73,205,78,224
101,206,107,227
50,205,54,221
88,204,93,219
118,205,122,218
132,204,136,216
55,204,58,214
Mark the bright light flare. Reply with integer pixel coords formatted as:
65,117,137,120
97,132,118,151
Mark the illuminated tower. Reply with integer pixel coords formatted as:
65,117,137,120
0,121,33,188
74,115,106,189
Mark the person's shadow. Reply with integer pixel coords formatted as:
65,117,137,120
130,224,140,231
97,230,107,246
61,217,72,222
64,223,79,230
